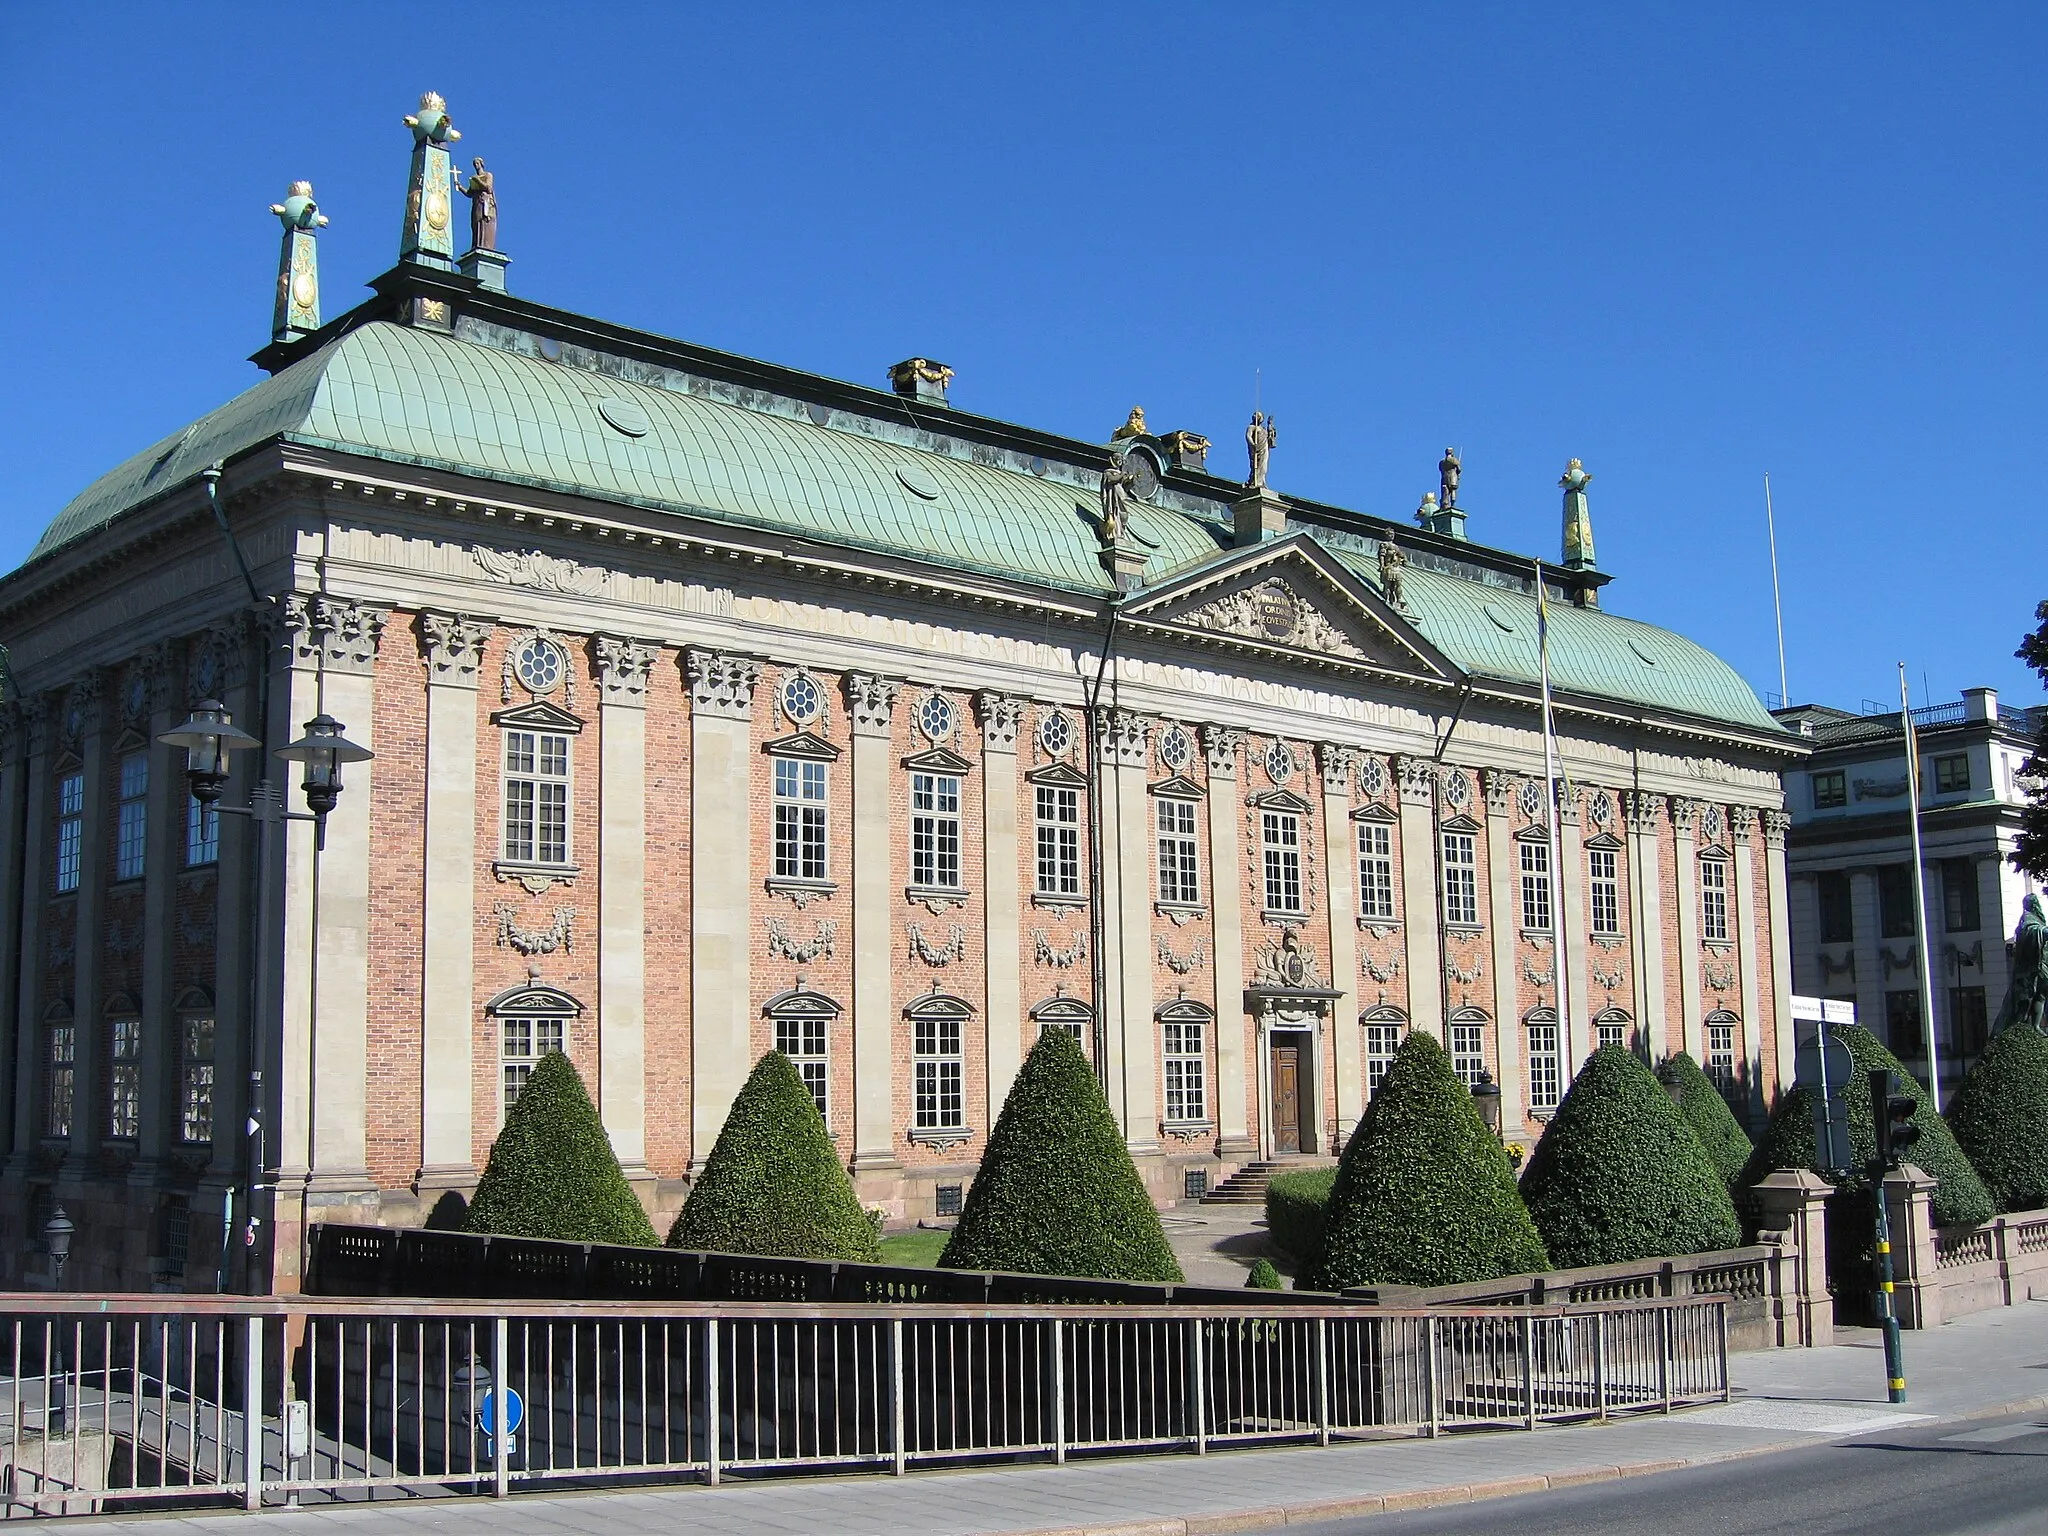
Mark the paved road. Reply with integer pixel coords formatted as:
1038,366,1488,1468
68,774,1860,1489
1292,1410,2048,1536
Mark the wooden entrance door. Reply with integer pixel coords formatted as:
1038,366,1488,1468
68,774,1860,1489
1272,1045,1302,1155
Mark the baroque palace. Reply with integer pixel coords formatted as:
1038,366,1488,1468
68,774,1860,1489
0,97,1805,1291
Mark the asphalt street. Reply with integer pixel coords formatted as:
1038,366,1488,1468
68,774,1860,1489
1290,1410,2048,1536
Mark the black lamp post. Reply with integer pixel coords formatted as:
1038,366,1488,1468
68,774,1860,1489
275,714,373,849
157,699,260,805
44,1206,72,1434
1471,1070,1503,1140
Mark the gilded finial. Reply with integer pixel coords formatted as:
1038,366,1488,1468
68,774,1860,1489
268,181,329,232
1111,405,1147,441
403,90,461,146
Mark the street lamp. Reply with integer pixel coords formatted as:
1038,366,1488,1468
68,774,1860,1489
275,714,373,847
44,1207,72,1434
1471,1070,1503,1139
157,699,260,805
44,1205,72,1288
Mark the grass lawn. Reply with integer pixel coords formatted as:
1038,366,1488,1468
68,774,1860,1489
877,1229,949,1268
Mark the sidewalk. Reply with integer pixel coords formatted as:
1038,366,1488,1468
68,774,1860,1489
80,1303,2048,1536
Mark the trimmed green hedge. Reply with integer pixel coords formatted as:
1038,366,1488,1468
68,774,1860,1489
463,1051,658,1246
1245,1257,1284,1290
667,1051,880,1261
1656,1051,1755,1187
1946,1025,2048,1213
1301,1032,1547,1290
940,1028,1183,1282
1264,1166,1338,1262
1522,1045,1743,1267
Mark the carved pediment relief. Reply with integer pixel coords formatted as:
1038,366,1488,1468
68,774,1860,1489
1180,577,1368,658
1025,762,1089,789
764,730,841,762
492,699,584,732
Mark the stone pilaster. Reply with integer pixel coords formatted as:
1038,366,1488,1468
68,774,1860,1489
1482,770,1526,1135
1670,796,1704,1061
976,693,1025,1122
132,645,179,1175
844,673,901,1173
1730,807,1765,1121
1624,792,1667,1060
1395,757,1443,1036
1204,727,1252,1156
1319,746,1363,1140
1763,811,1796,1101
0,700,41,1180
63,676,107,1170
1097,710,1157,1153
594,638,657,1178
1557,787,1590,1083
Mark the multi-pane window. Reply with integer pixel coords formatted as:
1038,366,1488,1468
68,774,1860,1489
1933,753,1970,794
186,794,219,867
1449,1020,1486,1089
55,772,84,893
1596,1016,1630,1052
1035,784,1081,897
1163,1018,1206,1122
161,1199,190,1274
911,773,962,889
1588,848,1620,935
179,1014,215,1144
1705,1018,1738,1099
1817,870,1854,944
1519,839,1552,931
500,1015,565,1120
1877,863,1916,939
1363,1020,1402,1096
913,1015,964,1129
1527,1018,1562,1111
1885,989,1924,1061
1699,858,1730,942
108,1016,142,1139
1949,987,1989,1061
46,1021,75,1138
503,730,570,865
772,758,828,881
1811,770,1847,810
114,753,149,880
1261,810,1302,913
1941,858,1980,933
1156,799,1200,904
1441,830,1478,925
1356,821,1395,921
775,1014,828,1118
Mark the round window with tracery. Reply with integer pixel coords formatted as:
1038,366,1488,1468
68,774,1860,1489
1265,739,1296,784
1518,780,1543,820
514,637,567,695
780,672,822,726
1157,724,1192,772
1037,709,1073,759
1358,754,1387,797
917,692,957,742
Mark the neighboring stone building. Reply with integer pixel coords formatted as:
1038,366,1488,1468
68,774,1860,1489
0,100,1806,1291
1775,688,2047,1097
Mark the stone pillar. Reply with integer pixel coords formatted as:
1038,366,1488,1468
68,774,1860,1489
1099,711,1158,1154
415,614,490,1194
1670,797,1704,1060
1204,728,1252,1157
1762,813,1796,1101
844,674,901,1175
1624,792,1667,1060
1320,747,1363,1140
685,649,761,1173
64,676,107,1169
976,693,1025,1121
1730,808,1766,1121
199,619,258,1266
1848,867,1884,1035
1482,772,1525,1134
1557,789,1590,1082
1882,1163,1942,1330
1752,1168,1835,1347
132,645,180,1171
1395,757,1443,1035
0,700,39,1174
595,638,657,1178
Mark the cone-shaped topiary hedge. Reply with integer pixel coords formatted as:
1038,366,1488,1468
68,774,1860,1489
1245,1257,1283,1289
1740,1024,1995,1229
463,1051,658,1246
1301,1031,1548,1290
1944,1025,2048,1213
1655,1052,1755,1187
1522,1045,1743,1267
939,1027,1182,1282
667,1051,881,1260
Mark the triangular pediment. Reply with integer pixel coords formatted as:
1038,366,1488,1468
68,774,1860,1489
1123,535,1462,685
1248,787,1313,814
1025,762,1090,789
764,730,841,762
903,745,973,773
1150,773,1206,799
492,699,584,732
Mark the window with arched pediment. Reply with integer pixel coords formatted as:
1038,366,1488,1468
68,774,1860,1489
486,983,583,1122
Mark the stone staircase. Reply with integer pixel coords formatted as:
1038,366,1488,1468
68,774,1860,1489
1200,1156,1336,1206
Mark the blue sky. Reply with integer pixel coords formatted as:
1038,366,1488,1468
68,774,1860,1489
2,4,2041,713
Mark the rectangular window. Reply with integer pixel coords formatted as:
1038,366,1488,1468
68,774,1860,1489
911,773,962,889
1363,1021,1402,1097
161,1199,190,1273
46,1022,75,1138
1261,810,1302,913
772,758,829,881
1356,821,1395,921
1441,830,1478,926
1163,1018,1206,1122
1933,753,1970,794
913,1015,964,1129
500,1015,565,1121
1035,784,1081,897
108,1016,141,1139
1156,798,1200,905
1449,1020,1486,1090
185,794,220,867
1811,770,1847,810
1527,1019,1562,1112
1878,863,1916,939
1942,858,1980,933
1705,1019,1738,1099
775,1012,829,1119
1588,848,1620,936
1949,986,1989,1062
1596,1017,1630,1052
55,772,84,894
1699,858,1730,943
114,752,148,881
1885,989,1924,1061
1817,870,1854,944
503,731,571,865
179,1014,215,1144
1519,839,1552,931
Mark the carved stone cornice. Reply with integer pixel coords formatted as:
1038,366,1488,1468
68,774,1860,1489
281,595,389,675
1202,724,1244,779
684,648,761,719
1668,796,1702,836
1483,768,1515,817
1729,804,1756,844
593,636,658,707
1319,744,1358,798
975,691,1024,753
844,673,901,737
416,612,493,689
1396,754,1435,807
1761,809,1790,850
1098,709,1152,767
1624,791,1665,835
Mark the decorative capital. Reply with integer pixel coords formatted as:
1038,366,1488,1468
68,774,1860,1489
281,595,388,675
1099,709,1152,767
0,701,17,762
1555,782,1581,825
20,695,51,758
1396,755,1436,806
844,673,901,737
61,674,105,743
416,612,493,688
1483,768,1515,816
1668,796,1703,835
1729,804,1757,844
1761,809,1791,849
1624,790,1665,834
684,649,761,719
1319,744,1359,798
1202,724,1244,778
593,636,659,707
975,691,1024,753
129,643,175,721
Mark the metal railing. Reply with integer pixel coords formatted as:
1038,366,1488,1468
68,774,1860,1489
0,1293,1729,1517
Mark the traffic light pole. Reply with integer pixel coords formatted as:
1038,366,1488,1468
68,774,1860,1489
1869,1068,1908,1403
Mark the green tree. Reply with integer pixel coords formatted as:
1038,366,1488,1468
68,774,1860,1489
2012,600,2048,879
940,1028,1182,1282
1523,1045,1743,1267
667,1051,881,1260
463,1051,658,1246
1244,1257,1284,1290
1655,1052,1756,1187
1301,1031,1547,1290
1945,1024,2048,1213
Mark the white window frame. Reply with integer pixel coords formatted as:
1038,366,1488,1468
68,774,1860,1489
115,752,148,881
45,1015,74,1139
179,1010,215,1144
1156,797,1200,905
775,1012,829,1120
186,793,220,867
1441,829,1479,926
1518,837,1552,932
1162,1016,1206,1123
1356,820,1395,921
1527,1014,1562,1112
1261,809,1303,914
502,728,572,866
772,757,829,882
1705,1014,1739,1097
55,771,84,894
1363,1015,1403,1097
1594,1010,1632,1053
911,772,963,890
1588,846,1620,935
1700,856,1731,942
1449,1016,1487,1090
1035,783,1082,897
913,1014,965,1130
500,1015,567,1121
108,1014,142,1140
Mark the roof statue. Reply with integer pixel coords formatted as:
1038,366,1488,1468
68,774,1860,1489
1560,457,1597,572
1415,490,1439,525
1111,406,1148,442
269,180,329,233
404,91,461,147
1245,411,1276,489
267,181,327,345
1098,452,1136,548
1377,538,1409,612
1993,892,2048,1037
459,158,498,252
399,91,460,273
1438,447,1462,508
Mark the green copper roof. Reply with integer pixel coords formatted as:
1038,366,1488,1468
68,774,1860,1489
30,319,1784,738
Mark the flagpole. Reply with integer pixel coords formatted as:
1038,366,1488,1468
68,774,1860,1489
1899,663,1942,1104
1536,562,1573,1061
1765,473,1788,705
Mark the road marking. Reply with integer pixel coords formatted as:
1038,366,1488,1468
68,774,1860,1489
1940,1423,2047,1444
1686,1400,1935,1434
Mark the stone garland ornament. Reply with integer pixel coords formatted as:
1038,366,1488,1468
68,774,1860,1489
1445,953,1485,985
907,922,967,967
1591,960,1626,990
1703,959,1738,992
496,903,574,956
1156,934,1209,975
1521,956,1556,988
766,916,837,964
1034,928,1088,968
1363,951,1402,984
